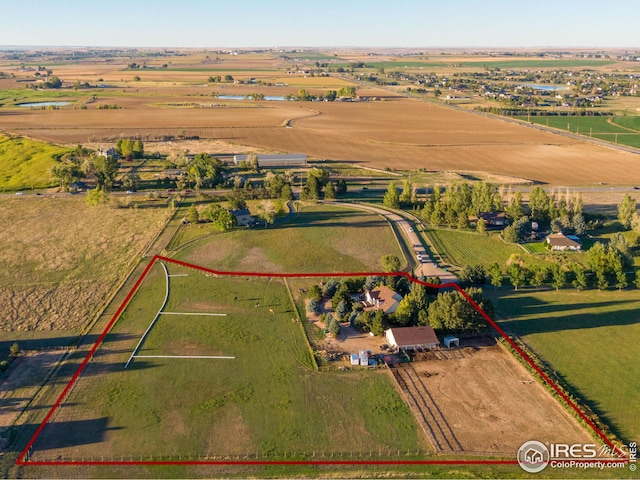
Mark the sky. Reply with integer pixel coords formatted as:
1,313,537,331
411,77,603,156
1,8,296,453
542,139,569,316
1,0,639,49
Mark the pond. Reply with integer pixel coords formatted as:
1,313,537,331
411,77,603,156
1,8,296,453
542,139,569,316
522,84,568,92
17,101,72,107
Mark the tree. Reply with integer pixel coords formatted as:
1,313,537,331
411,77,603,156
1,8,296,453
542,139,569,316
505,191,524,222
307,298,319,313
324,181,336,199
9,342,21,357
383,182,400,209
476,217,487,234
529,186,551,223
571,263,587,291
371,309,385,336
635,269,640,289
503,217,529,244
322,279,339,298
307,284,322,302
51,162,81,191
488,262,503,288
121,171,140,191
427,288,490,333
529,265,548,289
327,315,340,336
331,283,352,311
617,194,637,229
93,155,118,190
615,268,628,291
203,204,236,231
381,254,401,273
572,213,586,235
507,262,526,290
281,184,293,201
336,300,350,319
337,86,357,98
550,263,565,291
399,180,413,206
132,140,144,159
186,204,199,224
335,178,347,195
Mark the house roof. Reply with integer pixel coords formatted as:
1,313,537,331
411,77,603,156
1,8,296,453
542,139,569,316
478,211,506,222
387,326,440,347
230,208,251,217
546,233,581,248
366,286,402,313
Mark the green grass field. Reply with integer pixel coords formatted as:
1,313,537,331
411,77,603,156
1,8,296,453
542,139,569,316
490,288,640,442
0,134,70,191
30,262,427,461
172,203,403,273
424,228,533,269
520,115,640,149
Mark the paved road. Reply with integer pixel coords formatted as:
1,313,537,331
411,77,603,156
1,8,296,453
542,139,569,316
329,201,457,283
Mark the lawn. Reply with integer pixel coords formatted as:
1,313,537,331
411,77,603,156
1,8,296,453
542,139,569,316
172,203,403,273
0,134,70,191
613,115,640,131
29,262,427,461
424,228,528,269
489,287,640,442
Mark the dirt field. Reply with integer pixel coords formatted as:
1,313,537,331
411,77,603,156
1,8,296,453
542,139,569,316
389,342,593,456
3,94,639,184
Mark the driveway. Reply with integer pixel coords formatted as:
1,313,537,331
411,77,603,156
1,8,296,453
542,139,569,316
329,201,457,284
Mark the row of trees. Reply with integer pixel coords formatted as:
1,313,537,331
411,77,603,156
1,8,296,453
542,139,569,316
284,86,357,102
383,180,591,236
301,168,347,200
459,236,639,292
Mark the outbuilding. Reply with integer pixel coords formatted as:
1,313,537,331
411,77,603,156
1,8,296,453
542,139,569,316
443,336,460,348
385,326,440,351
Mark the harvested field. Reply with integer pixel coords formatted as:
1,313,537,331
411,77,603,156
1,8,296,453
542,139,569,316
389,344,593,456
3,94,639,184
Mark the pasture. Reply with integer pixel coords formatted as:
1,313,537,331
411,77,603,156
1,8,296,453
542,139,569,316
424,228,529,270
28,262,427,461
171,203,404,273
0,196,170,335
490,288,640,442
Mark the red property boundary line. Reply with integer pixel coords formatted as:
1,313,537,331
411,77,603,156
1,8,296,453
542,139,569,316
16,255,628,466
